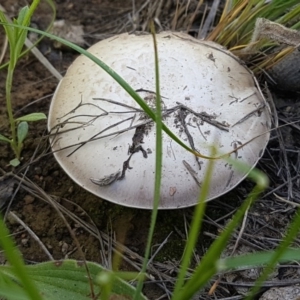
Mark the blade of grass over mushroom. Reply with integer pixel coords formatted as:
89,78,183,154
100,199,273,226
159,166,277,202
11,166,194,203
0,22,215,160
173,164,268,300
133,22,162,299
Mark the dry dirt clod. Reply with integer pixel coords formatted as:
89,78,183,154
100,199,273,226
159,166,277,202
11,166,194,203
21,238,29,247
59,241,69,255
24,195,35,205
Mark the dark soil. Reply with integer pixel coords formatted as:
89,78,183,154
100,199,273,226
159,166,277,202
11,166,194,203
1,1,300,299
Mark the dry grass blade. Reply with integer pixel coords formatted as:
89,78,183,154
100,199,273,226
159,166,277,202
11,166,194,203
8,211,54,260
24,38,62,81
198,0,221,39
204,0,300,78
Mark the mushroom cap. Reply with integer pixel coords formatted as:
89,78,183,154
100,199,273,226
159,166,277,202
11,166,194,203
48,32,271,209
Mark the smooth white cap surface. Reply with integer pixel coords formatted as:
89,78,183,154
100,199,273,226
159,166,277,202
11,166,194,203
48,32,271,209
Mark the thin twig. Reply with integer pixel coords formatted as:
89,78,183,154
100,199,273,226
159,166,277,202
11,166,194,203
9,211,54,260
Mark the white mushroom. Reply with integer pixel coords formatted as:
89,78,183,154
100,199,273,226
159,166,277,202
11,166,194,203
48,32,272,209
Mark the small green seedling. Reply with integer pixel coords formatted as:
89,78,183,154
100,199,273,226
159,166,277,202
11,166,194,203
0,0,46,166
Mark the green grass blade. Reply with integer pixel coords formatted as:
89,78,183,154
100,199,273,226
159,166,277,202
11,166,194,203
16,6,29,25
174,196,253,299
0,214,42,300
218,248,300,271
133,22,163,299
172,147,216,297
0,11,15,49
9,5,31,68
16,113,47,122
0,134,11,143
246,205,300,299
14,0,40,61
0,270,30,300
173,165,268,299
0,0,55,71
22,0,40,27
212,0,300,48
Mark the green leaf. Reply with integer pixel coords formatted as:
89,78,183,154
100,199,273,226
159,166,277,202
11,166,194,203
16,113,47,122
14,6,29,45
0,260,147,300
0,134,11,143
0,212,44,300
16,6,30,26
17,121,28,145
0,11,15,46
14,7,30,62
0,271,30,300
10,158,20,167
218,248,300,272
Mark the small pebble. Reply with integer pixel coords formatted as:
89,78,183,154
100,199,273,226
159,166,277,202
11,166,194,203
34,166,42,175
21,238,29,247
24,195,35,205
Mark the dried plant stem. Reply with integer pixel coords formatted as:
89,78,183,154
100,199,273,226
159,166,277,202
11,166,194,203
242,18,300,54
